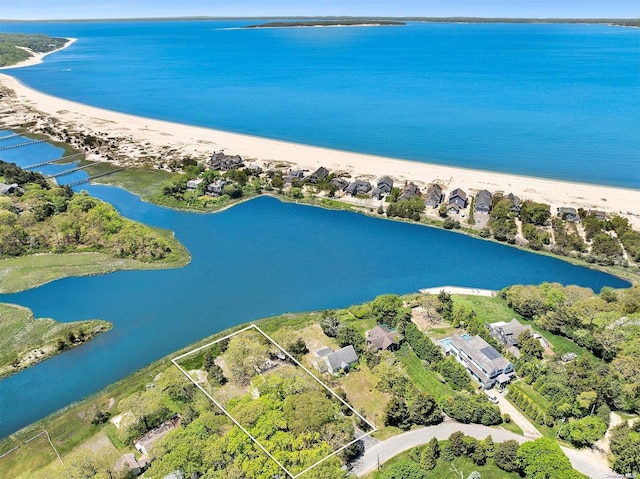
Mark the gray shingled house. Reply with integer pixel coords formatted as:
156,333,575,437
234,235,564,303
448,334,514,389
475,189,493,213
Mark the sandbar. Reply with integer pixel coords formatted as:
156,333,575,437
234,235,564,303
0,51,638,230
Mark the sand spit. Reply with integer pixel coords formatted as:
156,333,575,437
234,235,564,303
0,70,638,230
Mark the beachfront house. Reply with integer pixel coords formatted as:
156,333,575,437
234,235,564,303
398,182,421,201
559,207,580,222
475,190,493,213
504,193,521,213
331,177,349,191
313,345,359,374
589,210,607,221
245,164,263,176
366,325,400,351
306,166,330,183
345,180,372,196
209,151,244,171
372,177,394,199
447,334,514,389
448,188,468,209
424,183,443,208
285,169,305,182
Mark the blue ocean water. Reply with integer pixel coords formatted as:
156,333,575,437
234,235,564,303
2,20,639,188
0,136,630,437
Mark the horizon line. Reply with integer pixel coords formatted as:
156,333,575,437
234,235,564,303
1,15,639,23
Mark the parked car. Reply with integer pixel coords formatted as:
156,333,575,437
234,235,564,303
488,394,499,404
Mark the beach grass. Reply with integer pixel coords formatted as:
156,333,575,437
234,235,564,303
0,248,189,295
86,163,182,199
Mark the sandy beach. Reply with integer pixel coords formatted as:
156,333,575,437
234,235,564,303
0,54,639,229
0,38,77,70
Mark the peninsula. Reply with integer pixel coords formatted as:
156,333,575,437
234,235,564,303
245,20,406,28
0,33,74,69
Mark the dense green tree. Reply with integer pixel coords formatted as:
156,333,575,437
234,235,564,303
384,396,411,430
370,294,403,326
559,415,607,447
320,311,341,337
494,439,520,472
381,459,427,479
447,431,467,457
420,437,440,470
520,201,551,225
408,392,443,425
224,332,270,385
336,324,366,354
516,437,581,479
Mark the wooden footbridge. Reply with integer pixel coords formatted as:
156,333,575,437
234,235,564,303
64,168,126,187
45,161,99,179
0,139,46,151
23,153,84,169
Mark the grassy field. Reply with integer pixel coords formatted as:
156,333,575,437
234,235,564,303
396,346,455,399
0,302,111,379
0,244,190,295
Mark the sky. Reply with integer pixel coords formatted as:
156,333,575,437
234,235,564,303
1,0,638,20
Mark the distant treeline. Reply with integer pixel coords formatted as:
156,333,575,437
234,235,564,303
1,17,637,27
0,33,67,67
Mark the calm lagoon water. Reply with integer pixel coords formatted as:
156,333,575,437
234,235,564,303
0,137,630,437
1,20,639,187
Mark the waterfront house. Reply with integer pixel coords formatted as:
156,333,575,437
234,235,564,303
209,151,244,171
331,177,350,191
186,178,203,190
245,164,263,176
559,207,580,222
372,176,394,199
398,182,421,201
285,169,305,182
448,188,468,210
307,166,330,183
345,180,372,196
424,184,443,208
366,325,400,351
486,319,534,348
447,334,514,389
134,416,179,455
206,179,226,195
504,193,521,213
589,210,607,221
475,190,493,213
313,345,359,374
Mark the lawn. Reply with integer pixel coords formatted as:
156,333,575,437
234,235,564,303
0,302,111,379
339,363,390,427
396,347,454,399
452,295,600,362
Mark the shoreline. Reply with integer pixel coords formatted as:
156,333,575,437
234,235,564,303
1,73,638,230
0,37,77,70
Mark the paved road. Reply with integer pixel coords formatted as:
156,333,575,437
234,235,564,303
350,418,614,479
488,389,541,439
